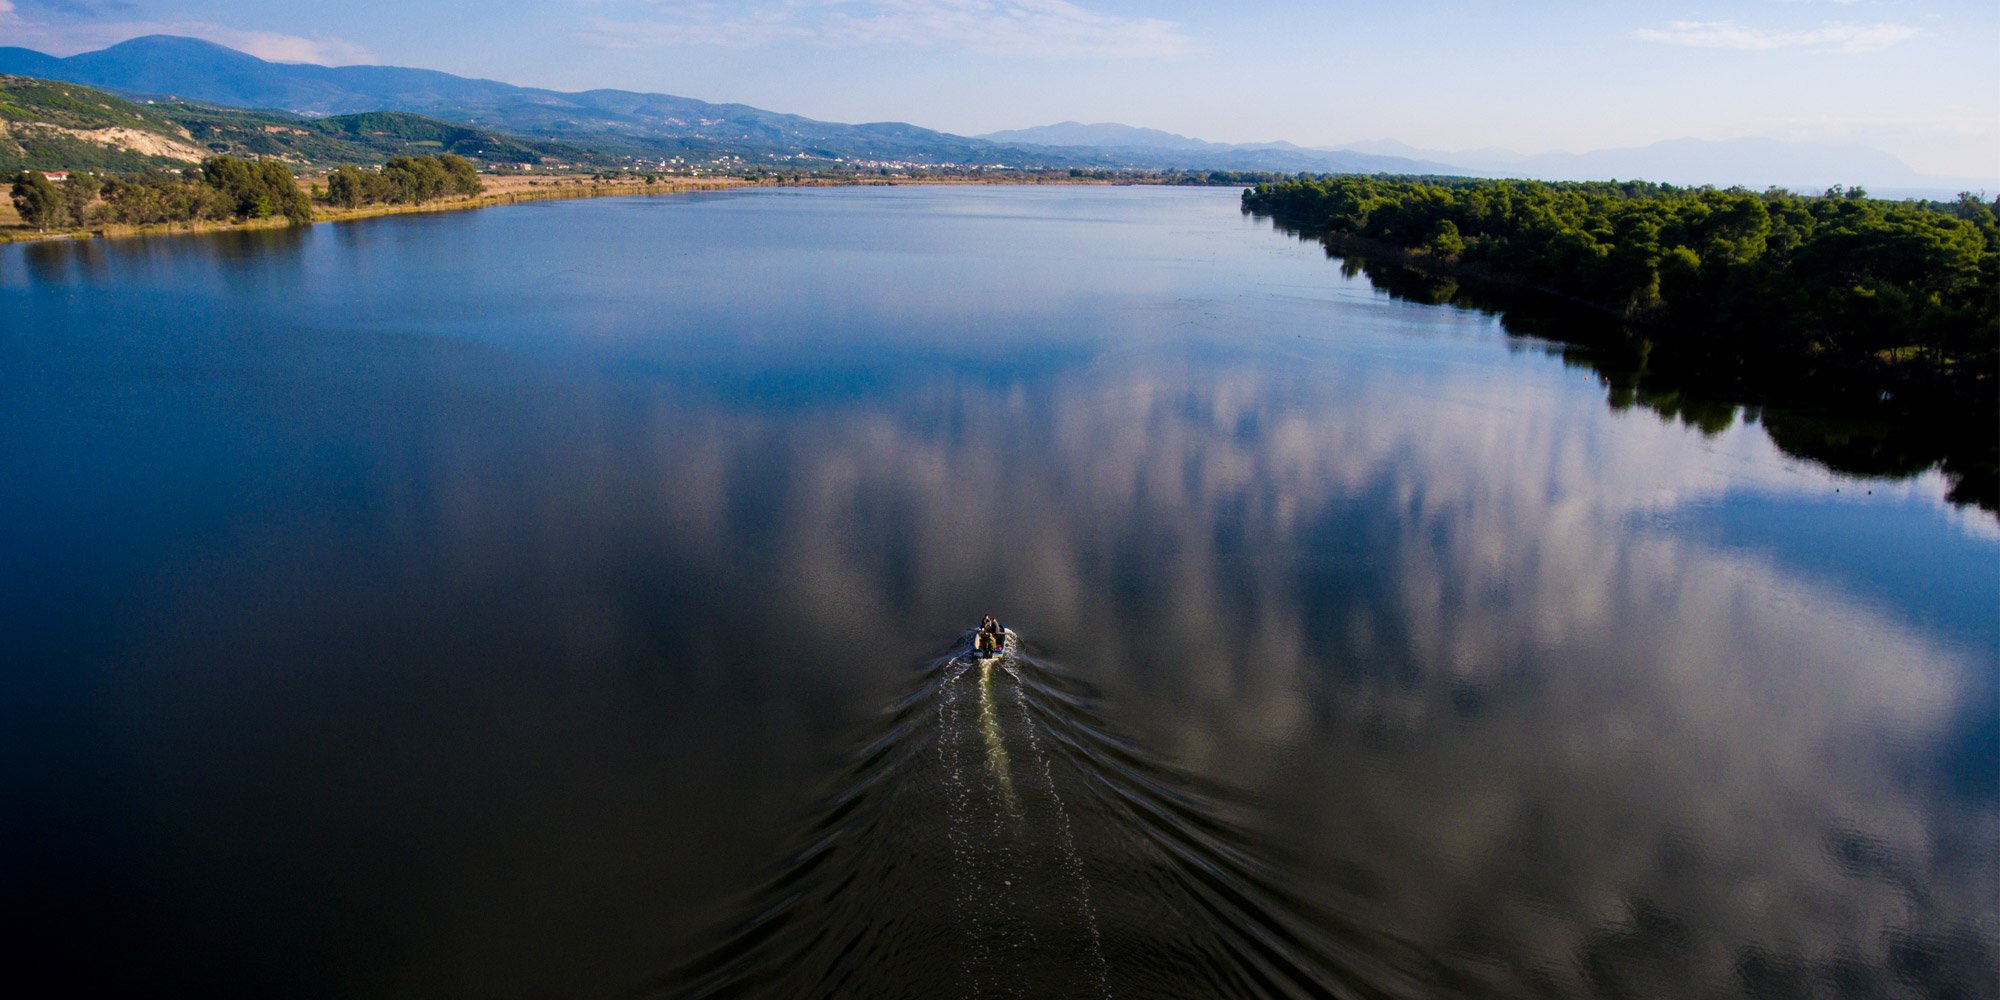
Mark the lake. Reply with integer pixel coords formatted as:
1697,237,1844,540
2,186,1993,998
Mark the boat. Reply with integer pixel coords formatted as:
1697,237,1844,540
970,622,1013,661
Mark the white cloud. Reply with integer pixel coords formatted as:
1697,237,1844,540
584,0,1196,59
1633,19,1920,53
190,26,374,64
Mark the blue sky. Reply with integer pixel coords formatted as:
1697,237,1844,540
2,0,1995,178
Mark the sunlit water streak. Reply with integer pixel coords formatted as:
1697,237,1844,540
938,665,987,994
978,662,1021,823
1005,661,1111,999
665,631,1433,999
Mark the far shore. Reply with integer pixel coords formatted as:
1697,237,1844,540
0,173,748,244
0,170,1162,246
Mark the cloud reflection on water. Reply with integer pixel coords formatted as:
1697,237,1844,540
471,333,1996,995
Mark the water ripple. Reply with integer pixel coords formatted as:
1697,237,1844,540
658,631,1442,999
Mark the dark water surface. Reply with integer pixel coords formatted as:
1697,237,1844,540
3,187,1994,998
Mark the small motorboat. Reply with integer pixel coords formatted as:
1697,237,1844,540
971,620,1012,660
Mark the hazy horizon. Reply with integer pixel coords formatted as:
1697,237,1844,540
3,0,1995,180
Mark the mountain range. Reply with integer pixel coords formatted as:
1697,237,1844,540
1,35,1412,172
976,121,1458,175
0,36,982,166
1,36,1986,193
1329,136,1991,196
988,122,1993,196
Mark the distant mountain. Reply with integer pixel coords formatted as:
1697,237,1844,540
15,37,1970,190
1327,136,1993,195
0,36,1051,168
1,37,526,118
1532,138,1927,190
0,73,599,172
0,47,63,80
978,121,1459,175
0,38,1447,175
981,122,1214,152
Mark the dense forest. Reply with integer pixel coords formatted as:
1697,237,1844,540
1243,176,1998,505
323,154,481,207
9,153,485,229
1242,177,1997,402
11,155,309,227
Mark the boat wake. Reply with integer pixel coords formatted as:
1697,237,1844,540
658,632,1433,999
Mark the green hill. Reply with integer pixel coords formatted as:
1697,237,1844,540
166,105,604,168
1,74,608,174
0,74,207,171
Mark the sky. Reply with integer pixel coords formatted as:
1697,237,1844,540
2,0,1995,179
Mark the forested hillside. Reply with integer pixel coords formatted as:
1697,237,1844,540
0,74,602,172
172,107,598,167
0,75,206,171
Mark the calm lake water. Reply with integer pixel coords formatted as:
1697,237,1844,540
3,186,1994,999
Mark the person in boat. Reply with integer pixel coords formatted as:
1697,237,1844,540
976,614,1005,655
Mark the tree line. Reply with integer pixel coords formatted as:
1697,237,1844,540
10,155,310,229
324,154,481,208
10,153,484,230
1242,176,1997,401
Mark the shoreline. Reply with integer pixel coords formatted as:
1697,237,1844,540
1256,217,1997,512
0,172,1172,246
0,174,753,245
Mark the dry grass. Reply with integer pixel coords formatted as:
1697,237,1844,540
470,174,745,197
304,174,754,226
294,172,750,201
